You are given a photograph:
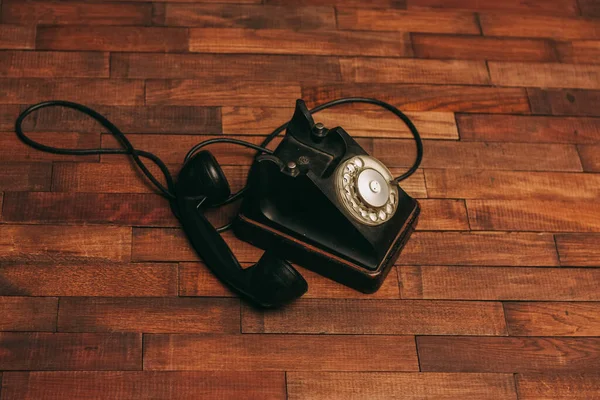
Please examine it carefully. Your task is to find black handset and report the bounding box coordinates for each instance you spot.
[174,151,308,308]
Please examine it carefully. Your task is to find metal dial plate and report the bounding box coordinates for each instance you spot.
[335,156,398,226]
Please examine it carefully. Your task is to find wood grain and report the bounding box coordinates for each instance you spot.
[287,372,517,400]
[146,80,301,107]
[265,0,404,6]
[18,104,221,134]
[2,192,177,226]
[58,298,240,333]
[505,302,600,336]
[0,263,177,297]
[399,266,600,300]
[179,263,402,299]
[425,170,600,200]
[242,299,506,335]
[189,29,412,57]
[0,25,35,49]
[0,225,131,262]
[0,51,108,78]
[489,62,600,90]
[0,132,100,162]
[579,0,600,17]
[0,371,286,400]
[412,34,557,61]
[111,53,341,82]
[222,107,458,139]
[1,1,152,25]
[418,336,600,373]
[0,78,144,105]
[457,114,600,144]
[339,58,490,85]
[556,234,600,266]
[466,200,600,232]
[557,41,600,64]
[480,14,600,40]
[418,199,469,230]
[37,27,188,52]
[373,140,581,171]
[578,145,600,172]
[336,9,479,34]
[0,105,21,131]
[0,333,141,370]
[0,297,57,332]
[144,334,419,371]
[517,374,600,400]
[529,88,600,117]
[407,0,578,15]
[163,4,335,29]
[302,84,530,113]
[0,163,52,191]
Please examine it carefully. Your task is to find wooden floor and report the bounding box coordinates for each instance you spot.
[1,0,600,399]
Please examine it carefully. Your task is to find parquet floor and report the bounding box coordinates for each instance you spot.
[1,0,600,399]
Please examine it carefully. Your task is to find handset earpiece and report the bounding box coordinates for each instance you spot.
[174,151,307,308]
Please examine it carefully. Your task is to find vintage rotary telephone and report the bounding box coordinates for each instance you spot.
[15,98,422,308]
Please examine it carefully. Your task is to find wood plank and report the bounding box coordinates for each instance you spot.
[135,229,558,265]
[480,14,600,40]
[0,225,131,262]
[0,51,108,78]
[0,105,21,131]
[37,27,188,52]
[418,199,469,230]
[0,263,177,297]
[425,170,600,200]
[302,84,531,114]
[1,371,286,400]
[144,334,419,371]
[372,140,582,171]
[164,4,335,29]
[265,0,404,6]
[417,336,600,373]
[529,88,600,117]
[400,232,558,266]
[0,25,35,49]
[339,58,490,85]
[0,1,152,25]
[0,297,57,332]
[0,333,140,371]
[2,192,177,227]
[579,0,600,17]
[412,34,557,61]
[399,266,600,300]
[111,53,341,81]
[489,62,600,90]
[19,105,221,134]
[58,298,240,334]
[556,234,600,266]
[242,299,506,335]
[517,374,600,400]
[467,200,600,232]
[408,0,578,15]
[222,107,458,139]
[0,78,144,105]
[457,114,600,144]
[505,302,600,336]
[178,263,402,299]
[146,80,301,107]
[0,132,100,162]
[0,163,52,191]
[336,9,479,34]
[189,29,412,57]
[287,372,517,400]
[557,41,600,64]
[578,144,600,171]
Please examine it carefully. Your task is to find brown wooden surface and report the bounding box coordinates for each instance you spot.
[0,1,599,398]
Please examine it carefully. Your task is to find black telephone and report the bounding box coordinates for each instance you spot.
[16,98,422,308]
